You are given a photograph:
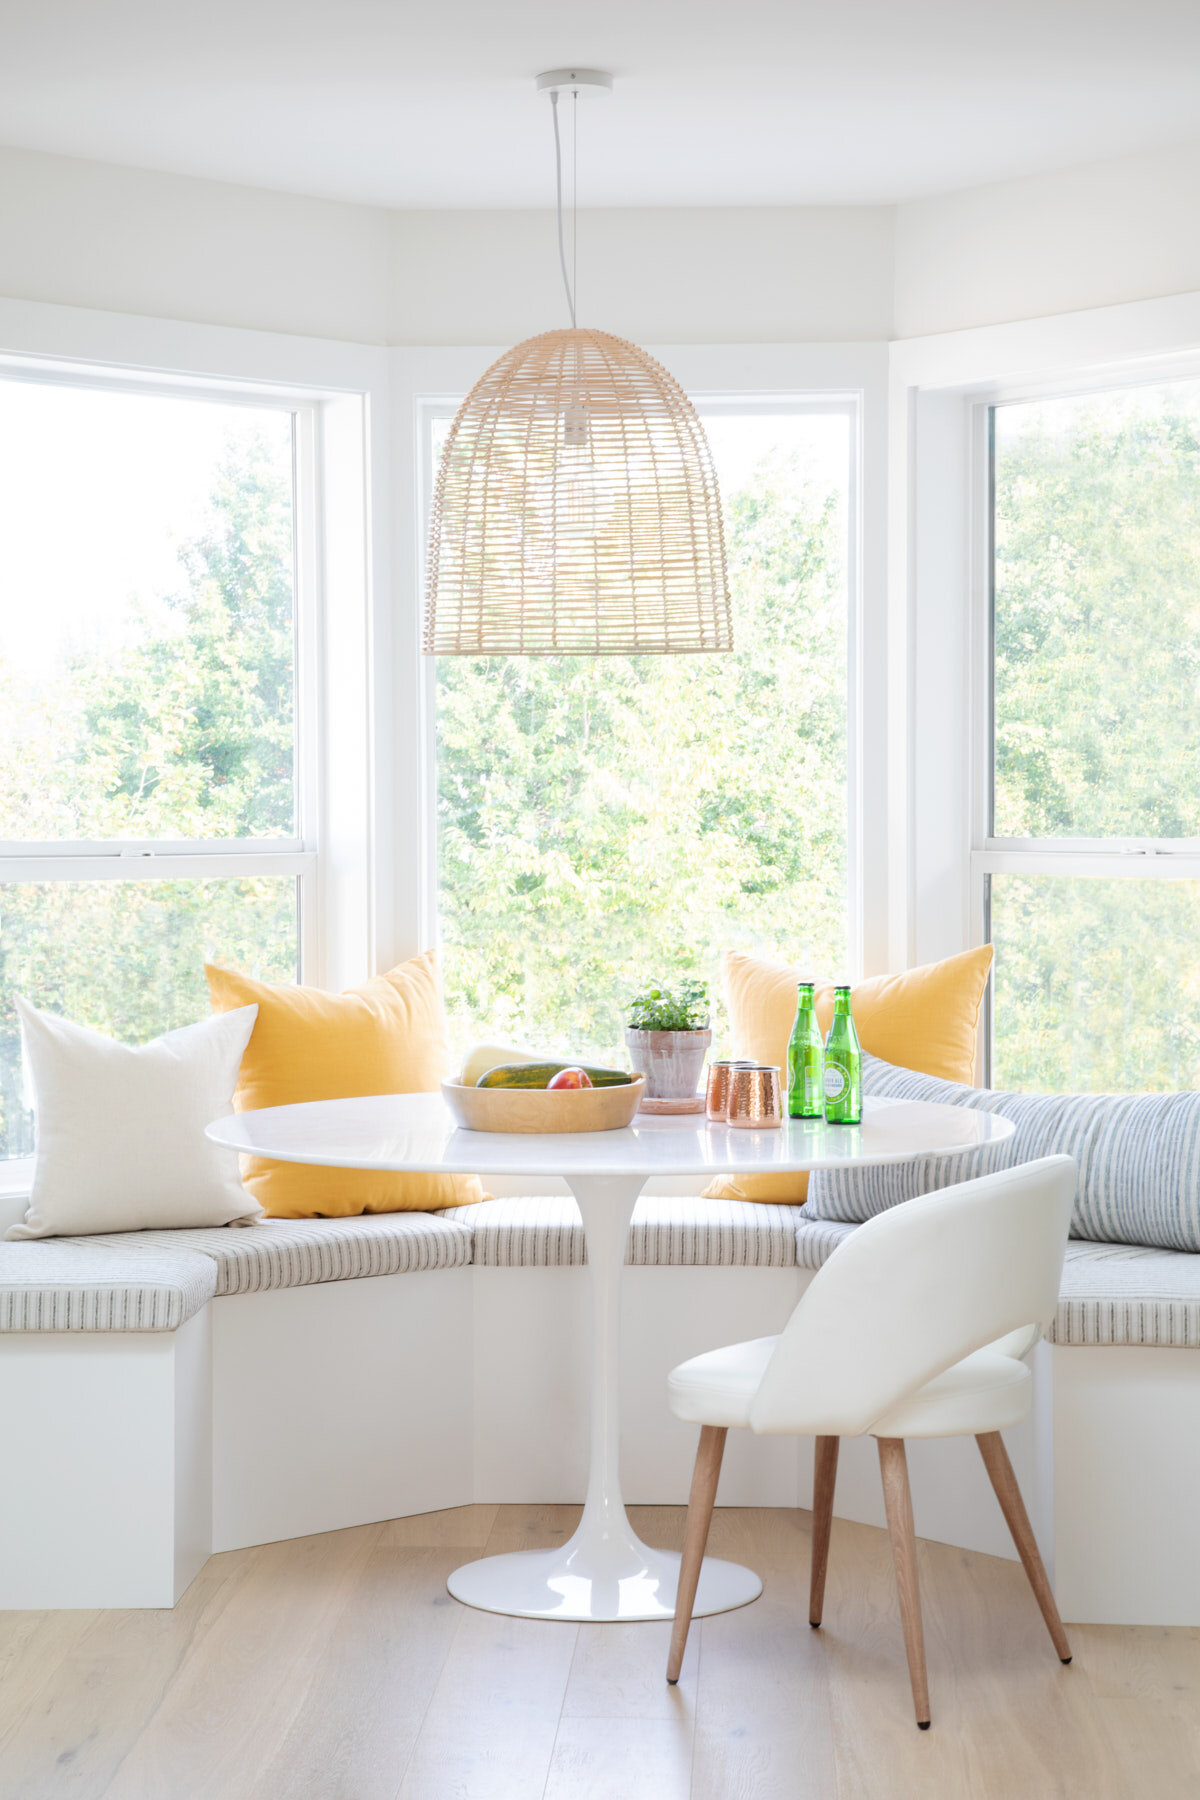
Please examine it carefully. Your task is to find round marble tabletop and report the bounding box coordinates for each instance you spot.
[206,1090,1014,1176]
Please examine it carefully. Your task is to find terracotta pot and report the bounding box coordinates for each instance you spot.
[624,1027,712,1101]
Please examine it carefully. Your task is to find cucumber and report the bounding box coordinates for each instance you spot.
[476,1061,632,1090]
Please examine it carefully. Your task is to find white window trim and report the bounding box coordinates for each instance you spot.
[390,340,890,984]
[890,287,1200,1069]
[0,298,391,1012]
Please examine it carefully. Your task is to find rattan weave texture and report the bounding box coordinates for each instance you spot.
[424,327,732,656]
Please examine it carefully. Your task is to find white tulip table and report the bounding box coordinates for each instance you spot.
[208,1093,1013,1624]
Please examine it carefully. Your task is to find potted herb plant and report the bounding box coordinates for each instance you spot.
[624,979,713,1101]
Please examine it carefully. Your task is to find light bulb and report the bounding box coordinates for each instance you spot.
[550,403,611,540]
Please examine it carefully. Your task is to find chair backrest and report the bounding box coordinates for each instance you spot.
[748,1155,1075,1437]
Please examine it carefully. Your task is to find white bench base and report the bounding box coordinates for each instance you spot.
[4,1258,1199,1626]
[212,1268,475,1553]
[470,1265,804,1510]
[0,1312,211,1610]
[1052,1345,1200,1626]
[0,1262,805,1609]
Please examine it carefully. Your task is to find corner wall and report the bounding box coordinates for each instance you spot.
[0,145,895,347]
[7,137,1200,351]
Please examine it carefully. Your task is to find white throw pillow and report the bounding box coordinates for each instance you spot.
[6,999,262,1240]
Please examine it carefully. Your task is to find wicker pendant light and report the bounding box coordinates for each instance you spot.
[424,74,732,657]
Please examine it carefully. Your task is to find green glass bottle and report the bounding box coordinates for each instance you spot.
[823,986,862,1124]
[786,981,824,1119]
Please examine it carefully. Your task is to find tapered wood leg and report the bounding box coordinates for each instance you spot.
[667,1424,727,1683]
[976,1430,1072,1664]
[809,1436,839,1628]
[877,1437,931,1728]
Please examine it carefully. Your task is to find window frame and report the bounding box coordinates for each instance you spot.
[887,293,1200,1088]
[0,362,320,986]
[0,303,389,1180]
[968,361,1200,1081]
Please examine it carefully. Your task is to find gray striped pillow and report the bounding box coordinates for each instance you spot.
[804,1055,1200,1252]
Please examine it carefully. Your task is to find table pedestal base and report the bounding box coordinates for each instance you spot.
[447,1172,763,1624]
[447,1519,762,1623]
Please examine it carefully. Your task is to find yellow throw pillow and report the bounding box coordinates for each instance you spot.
[703,945,993,1205]
[205,952,485,1217]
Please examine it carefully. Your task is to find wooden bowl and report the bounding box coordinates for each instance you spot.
[441,1076,645,1134]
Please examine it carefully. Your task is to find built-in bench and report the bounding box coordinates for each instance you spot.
[2,1194,1197,1625]
[0,1196,804,1611]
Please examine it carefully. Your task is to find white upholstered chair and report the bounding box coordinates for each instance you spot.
[665,1156,1076,1727]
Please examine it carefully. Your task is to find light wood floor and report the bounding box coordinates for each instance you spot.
[2,1504,1198,1800]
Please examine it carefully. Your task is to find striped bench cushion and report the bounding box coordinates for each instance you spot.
[1053,1241,1200,1349]
[794,1217,1200,1349]
[0,1241,217,1332]
[803,1055,1200,1252]
[74,1212,474,1296]
[443,1195,799,1268]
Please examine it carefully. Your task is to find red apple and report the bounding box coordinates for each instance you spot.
[547,1066,593,1090]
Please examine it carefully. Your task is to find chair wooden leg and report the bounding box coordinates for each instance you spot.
[976,1430,1072,1664]
[667,1424,727,1684]
[809,1436,839,1627]
[877,1437,931,1729]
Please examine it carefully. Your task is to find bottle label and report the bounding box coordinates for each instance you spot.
[804,1074,823,1106]
[824,1065,848,1102]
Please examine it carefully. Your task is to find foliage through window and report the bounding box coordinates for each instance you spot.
[988,377,1200,1092]
[0,378,302,1157]
[435,409,852,1065]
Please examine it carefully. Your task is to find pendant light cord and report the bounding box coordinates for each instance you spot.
[550,89,577,327]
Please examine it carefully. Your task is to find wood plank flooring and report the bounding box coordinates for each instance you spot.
[1,1503,1197,1799]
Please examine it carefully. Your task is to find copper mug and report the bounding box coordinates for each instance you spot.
[726,1064,784,1129]
[705,1059,756,1122]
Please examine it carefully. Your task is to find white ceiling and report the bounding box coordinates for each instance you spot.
[3,0,1200,210]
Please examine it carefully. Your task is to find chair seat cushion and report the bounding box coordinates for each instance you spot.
[869,1349,1031,1439]
[667,1335,779,1427]
[796,1217,1200,1349]
[0,1241,217,1332]
[442,1195,800,1268]
[73,1211,473,1295]
[667,1333,1031,1437]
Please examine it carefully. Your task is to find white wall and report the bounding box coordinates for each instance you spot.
[0,146,393,344]
[388,206,894,344]
[11,135,1200,351]
[11,132,1200,352]
[0,145,894,346]
[894,142,1200,339]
